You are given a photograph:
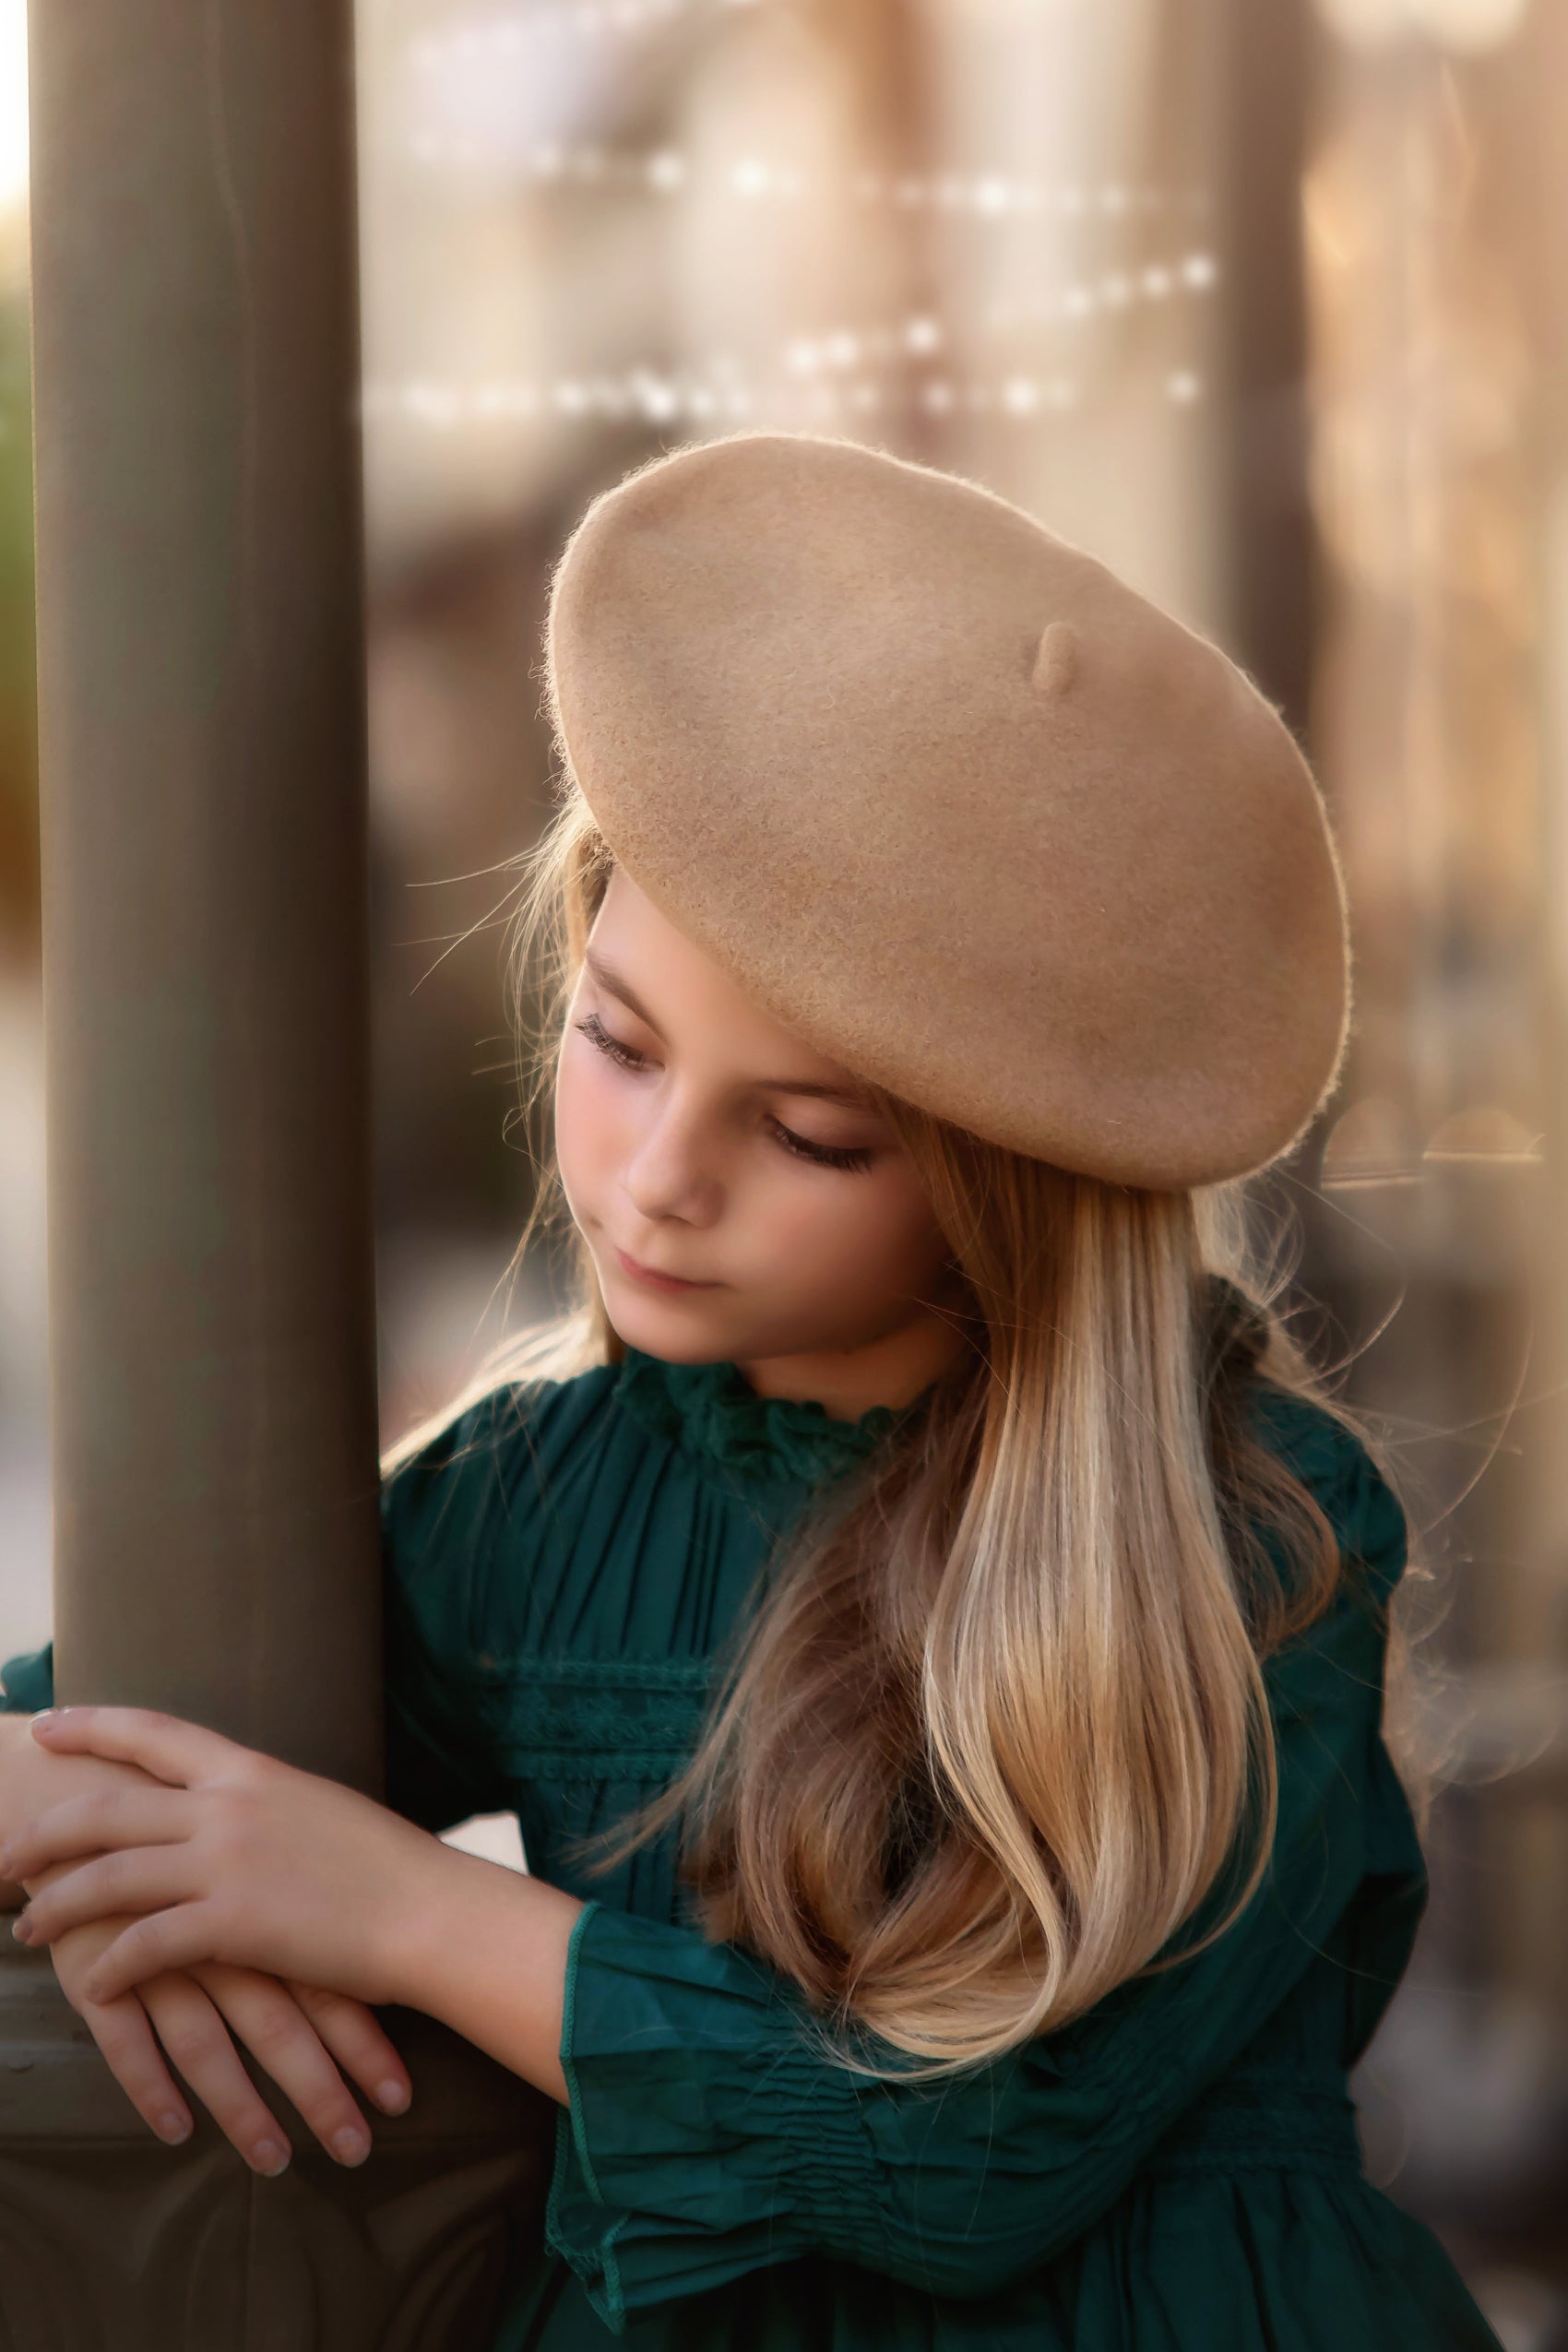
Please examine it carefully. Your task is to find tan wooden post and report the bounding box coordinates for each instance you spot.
[0,2,551,2336]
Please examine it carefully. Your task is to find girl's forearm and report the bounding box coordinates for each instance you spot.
[388,1842,584,2106]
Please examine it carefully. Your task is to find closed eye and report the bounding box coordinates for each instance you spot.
[572,1013,874,1173]
[576,1010,647,1076]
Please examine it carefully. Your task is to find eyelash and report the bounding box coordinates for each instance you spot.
[573,1013,873,1173]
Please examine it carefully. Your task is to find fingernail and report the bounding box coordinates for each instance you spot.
[11,1914,31,1943]
[253,2140,290,2176]
[376,2079,410,2114]
[158,2111,192,2144]
[332,2127,370,2165]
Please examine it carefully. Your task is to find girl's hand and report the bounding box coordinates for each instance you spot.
[3,1707,451,2010]
[40,1878,413,2175]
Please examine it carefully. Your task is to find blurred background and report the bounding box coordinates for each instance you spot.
[2,0,1566,2337]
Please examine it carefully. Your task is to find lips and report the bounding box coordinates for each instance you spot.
[614,1244,717,1289]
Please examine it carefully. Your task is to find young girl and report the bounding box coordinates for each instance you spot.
[0,433,1503,2349]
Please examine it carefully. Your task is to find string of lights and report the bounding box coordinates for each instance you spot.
[362,260,1218,433]
[770,285,1214,383]
[402,127,1206,220]
[782,257,1218,364]
[986,249,1218,327]
[361,365,1206,429]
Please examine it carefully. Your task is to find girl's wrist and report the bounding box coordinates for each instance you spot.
[377,1835,486,2011]
[383,1837,576,2008]
[382,1841,582,2103]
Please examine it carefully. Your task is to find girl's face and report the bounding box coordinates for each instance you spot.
[555,868,961,1389]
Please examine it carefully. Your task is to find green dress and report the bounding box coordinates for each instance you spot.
[1,1346,1503,2351]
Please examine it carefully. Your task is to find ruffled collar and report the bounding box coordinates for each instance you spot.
[612,1274,1258,1495]
[612,1346,933,1493]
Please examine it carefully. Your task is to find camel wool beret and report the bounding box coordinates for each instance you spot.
[544,431,1351,1190]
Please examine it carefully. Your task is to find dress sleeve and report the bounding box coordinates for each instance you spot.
[0,1644,54,1715]
[545,1404,1412,2331]
[381,1384,539,1835]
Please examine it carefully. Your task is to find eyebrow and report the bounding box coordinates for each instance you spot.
[583,948,877,1111]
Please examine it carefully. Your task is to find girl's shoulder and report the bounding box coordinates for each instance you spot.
[378,1360,630,1651]
[1241,1372,1410,1609]
[380,1359,624,1542]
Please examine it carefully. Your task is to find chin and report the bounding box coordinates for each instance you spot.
[605,1294,724,1360]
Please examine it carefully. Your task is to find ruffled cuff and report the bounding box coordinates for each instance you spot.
[544,1899,888,2332]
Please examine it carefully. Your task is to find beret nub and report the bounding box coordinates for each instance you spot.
[545,431,1351,1191]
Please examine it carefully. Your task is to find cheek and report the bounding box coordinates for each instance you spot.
[553,1044,625,1200]
[762,1171,944,1294]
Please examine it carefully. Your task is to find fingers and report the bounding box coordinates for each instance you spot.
[29,1706,243,1789]
[0,1785,191,1883]
[65,1947,410,2174]
[139,1973,298,2174]
[72,1978,198,2149]
[282,1979,412,2118]
[78,1905,223,2003]
[15,1844,196,1943]
[193,1966,403,2164]
[68,1958,299,2177]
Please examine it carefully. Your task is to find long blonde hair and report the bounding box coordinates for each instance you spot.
[386,778,1435,2084]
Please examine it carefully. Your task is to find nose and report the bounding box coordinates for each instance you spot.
[619,1094,721,1228]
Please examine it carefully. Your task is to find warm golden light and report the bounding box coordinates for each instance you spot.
[0,0,27,216]
[1315,0,1531,50]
